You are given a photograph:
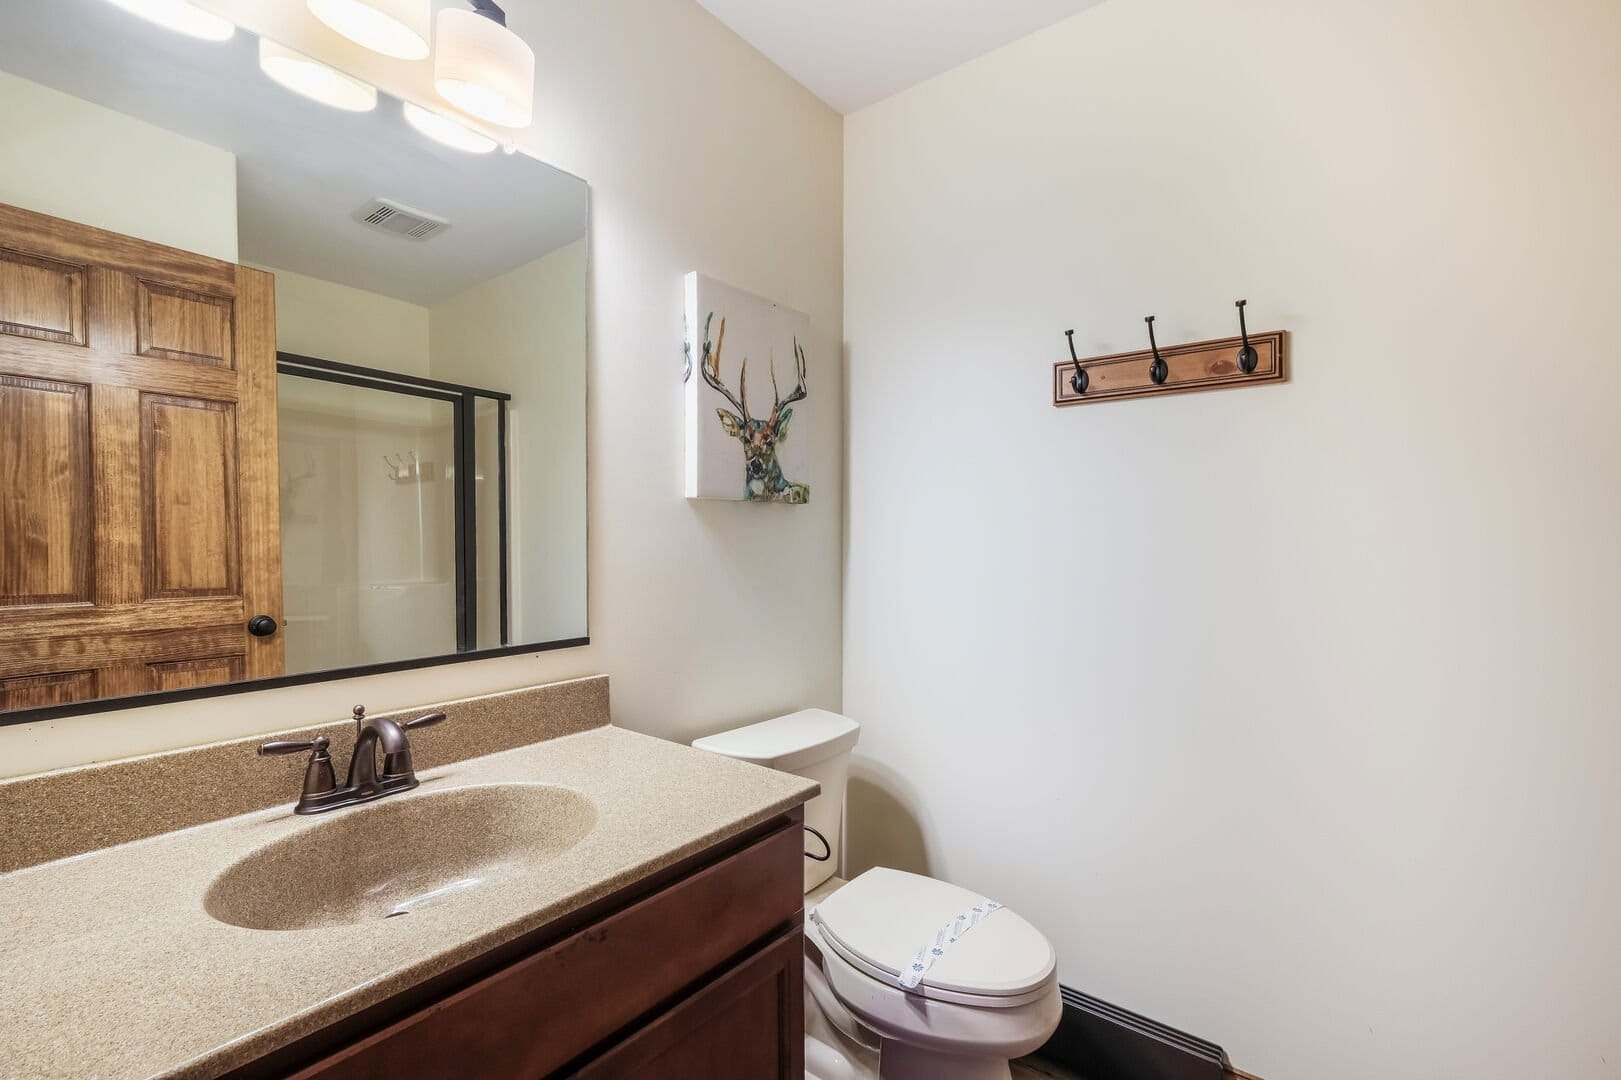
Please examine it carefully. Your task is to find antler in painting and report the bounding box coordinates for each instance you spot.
[700,314,747,421]
[698,311,810,504]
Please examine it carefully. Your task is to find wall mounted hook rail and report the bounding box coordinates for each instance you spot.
[1146,317,1169,385]
[1065,329,1088,394]
[1235,300,1258,374]
[1051,307,1289,408]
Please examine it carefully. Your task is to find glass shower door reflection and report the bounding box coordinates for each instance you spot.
[277,374,460,676]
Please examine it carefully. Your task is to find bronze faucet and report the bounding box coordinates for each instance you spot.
[260,705,447,815]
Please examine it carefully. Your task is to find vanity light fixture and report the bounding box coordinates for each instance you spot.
[259,39,379,112]
[434,0,535,130]
[104,0,235,42]
[403,102,498,154]
[307,0,430,61]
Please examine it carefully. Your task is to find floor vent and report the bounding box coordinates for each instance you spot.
[355,198,450,241]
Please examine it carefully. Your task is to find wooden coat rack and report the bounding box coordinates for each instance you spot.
[1053,301,1288,407]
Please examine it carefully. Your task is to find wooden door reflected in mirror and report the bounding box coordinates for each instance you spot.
[0,204,283,710]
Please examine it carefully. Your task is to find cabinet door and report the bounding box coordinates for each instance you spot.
[576,927,804,1080]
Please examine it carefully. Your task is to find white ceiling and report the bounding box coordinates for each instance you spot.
[0,0,587,306]
[695,0,1109,114]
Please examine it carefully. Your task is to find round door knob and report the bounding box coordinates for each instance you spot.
[247,615,279,638]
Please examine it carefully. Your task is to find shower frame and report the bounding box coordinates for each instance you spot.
[277,352,511,653]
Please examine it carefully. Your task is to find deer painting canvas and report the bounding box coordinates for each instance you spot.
[683,273,813,503]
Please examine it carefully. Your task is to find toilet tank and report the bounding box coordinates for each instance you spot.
[693,709,860,893]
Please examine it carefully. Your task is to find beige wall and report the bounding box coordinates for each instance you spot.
[0,69,237,261]
[843,1,1621,1078]
[0,0,843,774]
[266,266,432,375]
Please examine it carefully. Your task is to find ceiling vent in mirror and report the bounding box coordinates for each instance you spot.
[355,198,450,240]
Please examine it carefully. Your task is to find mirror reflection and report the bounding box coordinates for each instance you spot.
[0,1,588,717]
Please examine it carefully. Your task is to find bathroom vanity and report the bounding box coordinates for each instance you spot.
[273,810,806,1079]
[0,678,818,1079]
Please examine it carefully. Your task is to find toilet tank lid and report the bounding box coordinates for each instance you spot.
[692,709,860,771]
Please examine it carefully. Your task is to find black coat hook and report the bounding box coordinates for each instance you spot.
[1065,330,1088,394]
[1146,316,1168,385]
[1235,300,1258,374]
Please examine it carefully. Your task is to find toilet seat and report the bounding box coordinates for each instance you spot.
[814,927,1054,1008]
[807,916,1063,1066]
[812,869,1056,1008]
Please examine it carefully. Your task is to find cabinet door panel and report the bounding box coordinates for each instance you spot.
[576,927,803,1080]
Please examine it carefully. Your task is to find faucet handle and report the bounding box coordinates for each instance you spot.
[376,713,446,782]
[259,735,337,804]
[259,735,330,757]
[351,705,444,732]
[402,711,447,730]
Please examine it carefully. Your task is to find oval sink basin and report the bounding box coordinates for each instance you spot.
[204,784,596,931]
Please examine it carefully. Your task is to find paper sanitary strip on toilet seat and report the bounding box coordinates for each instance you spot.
[898,899,1003,990]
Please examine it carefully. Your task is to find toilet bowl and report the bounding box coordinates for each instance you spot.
[694,710,1063,1080]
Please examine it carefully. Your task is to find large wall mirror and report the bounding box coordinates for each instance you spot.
[0,2,588,723]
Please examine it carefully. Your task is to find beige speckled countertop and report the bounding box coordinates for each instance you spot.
[0,726,817,1079]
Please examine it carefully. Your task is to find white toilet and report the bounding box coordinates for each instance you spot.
[694,710,1063,1080]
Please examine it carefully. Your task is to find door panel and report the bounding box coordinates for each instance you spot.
[150,655,244,692]
[140,395,239,599]
[0,247,87,345]
[0,201,283,709]
[0,375,93,607]
[137,280,235,368]
[0,671,98,712]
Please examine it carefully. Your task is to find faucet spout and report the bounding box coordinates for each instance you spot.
[344,705,417,793]
[348,710,405,788]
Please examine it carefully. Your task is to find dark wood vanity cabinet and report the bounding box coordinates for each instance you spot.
[260,811,805,1080]
[574,928,802,1078]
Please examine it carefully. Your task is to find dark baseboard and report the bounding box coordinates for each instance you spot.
[1035,985,1229,1080]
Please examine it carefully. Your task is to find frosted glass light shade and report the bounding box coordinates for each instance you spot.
[434,8,535,129]
[259,39,378,112]
[307,0,430,61]
[104,0,235,41]
[403,102,497,154]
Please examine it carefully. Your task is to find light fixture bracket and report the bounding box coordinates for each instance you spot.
[469,0,506,26]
